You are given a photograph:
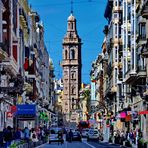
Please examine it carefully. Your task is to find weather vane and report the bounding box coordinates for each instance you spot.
[71,0,73,14]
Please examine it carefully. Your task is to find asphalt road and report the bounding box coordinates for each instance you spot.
[36,139,123,148]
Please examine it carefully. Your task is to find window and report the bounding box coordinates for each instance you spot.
[127,5,131,21]
[71,72,75,79]
[70,48,75,59]
[123,2,126,21]
[115,0,117,6]
[132,48,134,69]
[72,87,75,94]
[139,23,146,39]
[65,50,68,59]
[115,46,118,62]
[115,68,118,84]
[114,13,117,18]
[131,18,134,35]
[128,35,130,48]
[115,24,117,38]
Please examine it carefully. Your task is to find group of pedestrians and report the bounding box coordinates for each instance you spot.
[112,129,142,146]
[0,126,47,148]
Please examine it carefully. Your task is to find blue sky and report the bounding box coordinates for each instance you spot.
[28,0,107,83]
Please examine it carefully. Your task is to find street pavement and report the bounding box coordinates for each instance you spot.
[36,139,124,148]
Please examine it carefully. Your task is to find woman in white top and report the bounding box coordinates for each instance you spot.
[31,129,38,142]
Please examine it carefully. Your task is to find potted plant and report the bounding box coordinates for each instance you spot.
[138,138,144,148]
[144,140,148,148]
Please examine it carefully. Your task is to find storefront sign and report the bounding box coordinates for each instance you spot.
[11,105,17,113]
[7,112,13,118]
[15,104,36,116]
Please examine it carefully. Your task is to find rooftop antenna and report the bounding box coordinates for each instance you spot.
[71,0,73,14]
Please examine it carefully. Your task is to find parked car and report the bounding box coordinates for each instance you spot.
[73,131,82,142]
[87,129,99,141]
[49,128,64,144]
[81,128,89,137]
[66,131,82,142]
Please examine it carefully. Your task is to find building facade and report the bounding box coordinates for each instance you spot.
[0,0,54,130]
[62,13,82,125]
[91,0,148,143]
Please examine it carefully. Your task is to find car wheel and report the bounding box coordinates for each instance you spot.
[49,141,51,144]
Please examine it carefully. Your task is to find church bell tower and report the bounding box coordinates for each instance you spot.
[62,12,82,124]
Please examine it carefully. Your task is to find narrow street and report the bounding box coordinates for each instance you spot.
[37,139,123,148]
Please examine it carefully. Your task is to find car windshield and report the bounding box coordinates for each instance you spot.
[50,128,62,134]
[94,131,98,134]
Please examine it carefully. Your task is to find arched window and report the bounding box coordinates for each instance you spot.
[72,86,75,94]
[70,49,75,59]
[65,50,68,59]
[71,72,74,79]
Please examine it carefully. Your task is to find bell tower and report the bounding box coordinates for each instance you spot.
[62,12,82,124]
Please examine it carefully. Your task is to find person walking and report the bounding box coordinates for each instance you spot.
[31,128,38,147]
[69,129,73,142]
[58,131,63,145]
[3,126,13,148]
[24,127,30,147]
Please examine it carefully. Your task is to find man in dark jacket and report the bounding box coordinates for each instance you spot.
[3,126,13,148]
[69,129,73,142]
[0,131,4,147]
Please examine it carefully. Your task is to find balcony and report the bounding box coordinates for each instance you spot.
[0,42,9,60]
[124,69,137,84]
[103,25,108,35]
[137,66,146,78]
[113,6,122,12]
[2,56,18,75]
[136,35,147,46]
[141,39,148,57]
[19,9,28,28]
[141,0,148,19]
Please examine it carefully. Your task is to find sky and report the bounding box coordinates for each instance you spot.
[28,0,107,84]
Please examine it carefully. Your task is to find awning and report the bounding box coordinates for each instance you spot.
[138,110,148,115]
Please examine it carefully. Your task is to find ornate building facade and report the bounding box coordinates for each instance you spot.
[62,13,82,125]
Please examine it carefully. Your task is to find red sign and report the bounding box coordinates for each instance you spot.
[11,105,17,113]
[7,112,13,118]
[139,110,148,115]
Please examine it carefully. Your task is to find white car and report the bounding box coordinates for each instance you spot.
[49,128,64,144]
[81,128,89,137]
[87,129,99,141]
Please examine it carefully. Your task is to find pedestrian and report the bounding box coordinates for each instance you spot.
[120,130,124,145]
[31,128,38,147]
[24,127,30,147]
[3,126,13,148]
[69,129,73,142]
[0,130,4,148]
[58,131,63,145]
[14,128,21,140]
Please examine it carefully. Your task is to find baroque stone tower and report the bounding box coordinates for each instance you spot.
[62,13,82,124]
